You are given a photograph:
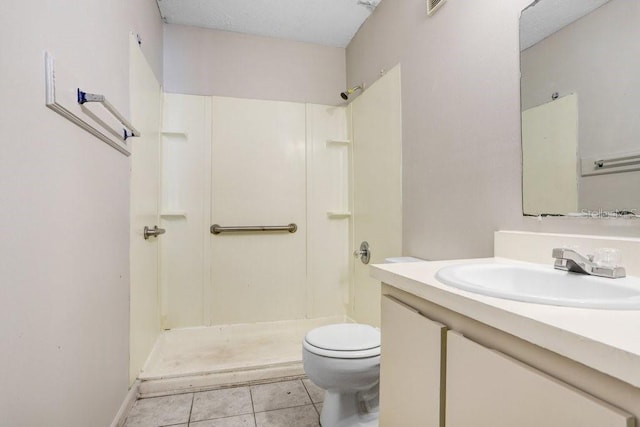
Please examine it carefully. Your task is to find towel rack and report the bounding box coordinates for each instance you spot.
[582,149,640,176]
[44,52,138,156]
[594,153,640,168]
[210,223,297,235]
[77,89,141,140]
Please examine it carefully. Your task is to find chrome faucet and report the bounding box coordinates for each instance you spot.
[552,248,626,278]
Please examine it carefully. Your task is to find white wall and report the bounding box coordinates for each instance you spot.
[163,24,347,106]
[346,0,640,261]
[0,1,162,425]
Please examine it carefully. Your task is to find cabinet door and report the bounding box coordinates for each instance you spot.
[446,332,634,427]
[380,295,446,427]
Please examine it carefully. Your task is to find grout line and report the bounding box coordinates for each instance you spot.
[301,379,315,404]
[191,412,255,423]
[249,385,258,427]
[254,402,319,415]
[187,392,195,424]
[301,379,323,420]
[249,385,256,413]
[301,378,325,405]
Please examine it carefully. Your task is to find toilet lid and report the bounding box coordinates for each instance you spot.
[304,323,380,352]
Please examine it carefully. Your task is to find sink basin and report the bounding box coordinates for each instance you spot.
[435,262,640,309]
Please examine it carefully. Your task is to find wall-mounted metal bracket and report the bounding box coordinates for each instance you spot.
[144,225,166,240]
[354,241,371,264]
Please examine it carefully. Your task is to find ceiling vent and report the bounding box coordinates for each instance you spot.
[427,0,447,15]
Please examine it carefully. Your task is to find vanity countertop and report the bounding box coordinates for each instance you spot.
[370,257,640,388]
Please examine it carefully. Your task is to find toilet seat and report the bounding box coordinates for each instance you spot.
[303,323,381,359]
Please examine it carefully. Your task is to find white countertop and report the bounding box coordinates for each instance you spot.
[370,257,640,388]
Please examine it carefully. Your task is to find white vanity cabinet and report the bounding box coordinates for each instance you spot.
[380,295,445,427]
[379,287,639,427]
[446,331,634,427]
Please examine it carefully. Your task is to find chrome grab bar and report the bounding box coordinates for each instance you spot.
[210,223,297,235]
[144,225,166,240]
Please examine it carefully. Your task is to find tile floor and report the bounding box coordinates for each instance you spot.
[124,378,325,427]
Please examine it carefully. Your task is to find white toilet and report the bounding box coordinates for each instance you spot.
[303,323,381,427]
[302,257,422,426]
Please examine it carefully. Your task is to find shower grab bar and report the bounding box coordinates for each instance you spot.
[77,89,141,140]
[210,223,298,235]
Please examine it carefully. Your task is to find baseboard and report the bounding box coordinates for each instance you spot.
[138,362,305,398]
[110,380,140,427]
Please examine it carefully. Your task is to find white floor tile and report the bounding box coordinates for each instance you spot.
[251,380,311,412]
[254,405,319,427]
[124,393,193,427]
[125,377,328,427]
[191,387,253,422]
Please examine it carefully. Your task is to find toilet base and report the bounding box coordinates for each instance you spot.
[320,388,379,427]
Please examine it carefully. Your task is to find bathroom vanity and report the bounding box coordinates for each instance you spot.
[372,232,640,427]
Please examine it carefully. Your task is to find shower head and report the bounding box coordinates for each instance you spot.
[340,84,363,101]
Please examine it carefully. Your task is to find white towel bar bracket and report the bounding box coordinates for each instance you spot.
[77,89,141,140]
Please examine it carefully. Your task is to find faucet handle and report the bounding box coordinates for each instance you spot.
[593,248,622,268]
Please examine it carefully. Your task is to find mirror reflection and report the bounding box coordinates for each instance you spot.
[520,0,640,217]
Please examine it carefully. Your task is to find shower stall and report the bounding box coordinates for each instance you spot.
[130,41,402,396]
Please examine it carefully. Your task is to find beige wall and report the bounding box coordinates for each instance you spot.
[346,0,640,261]
[163,24,347,106]
[0,1,162,426]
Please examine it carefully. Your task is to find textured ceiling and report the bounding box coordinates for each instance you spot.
[156,0,381,48]
[520,0,612,50]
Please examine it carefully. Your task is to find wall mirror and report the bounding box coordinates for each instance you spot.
[520,0,640,217]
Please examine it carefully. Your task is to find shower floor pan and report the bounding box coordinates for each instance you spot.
[138,316,346,396]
